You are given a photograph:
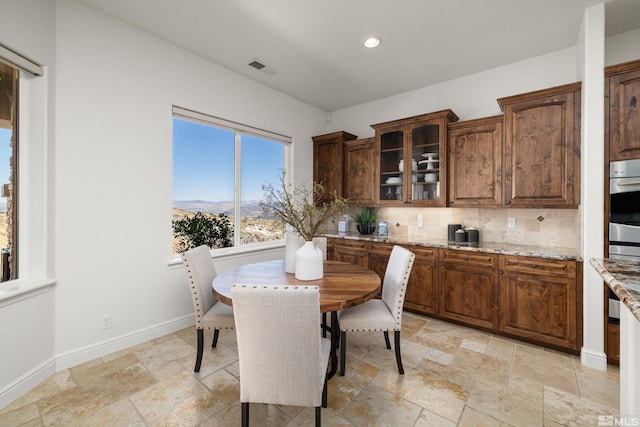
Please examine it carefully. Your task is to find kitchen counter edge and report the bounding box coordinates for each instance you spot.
[323,232,582,261]
[590,257,640,322]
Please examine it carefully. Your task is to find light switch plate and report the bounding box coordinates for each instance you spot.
[508,217,516,228]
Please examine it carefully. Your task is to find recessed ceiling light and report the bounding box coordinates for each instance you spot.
[363,37,381,48]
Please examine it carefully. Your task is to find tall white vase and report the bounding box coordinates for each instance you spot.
[295,241,324,280]
[285,232,304,273]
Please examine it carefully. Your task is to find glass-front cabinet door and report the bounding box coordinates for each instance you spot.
[373,110,458,206]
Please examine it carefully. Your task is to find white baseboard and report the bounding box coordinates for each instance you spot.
[0,357,56,410]
[0,314,195,411]
[580,346,608,370]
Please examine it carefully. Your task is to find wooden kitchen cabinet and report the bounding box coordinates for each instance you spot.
[372,110,458,207]
[403,245,439,315]
[606,59,640,161]
[312,131,357,205]
[367,242,393,298]
[343,137,376,206]
[447,115,503,207]
[498,82,581,208]
[333,238,368,268]
[438,249,499,330]
[498,255,581,350]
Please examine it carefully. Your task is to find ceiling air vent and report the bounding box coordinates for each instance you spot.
[248,58,277,76]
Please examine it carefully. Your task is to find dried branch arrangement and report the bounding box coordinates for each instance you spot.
[260,171,347,241]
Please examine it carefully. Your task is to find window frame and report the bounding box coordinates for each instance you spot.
[171,106,293,257]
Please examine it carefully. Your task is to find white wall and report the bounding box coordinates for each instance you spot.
[579,3,607,370]
[606,27,640,65]
[53,0,325,360]
[326,48,580,137]
[0,0,57,409]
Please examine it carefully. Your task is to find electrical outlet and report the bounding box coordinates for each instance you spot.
[417,213,423,228]
[102,314,112,330]
[508,217,516,228]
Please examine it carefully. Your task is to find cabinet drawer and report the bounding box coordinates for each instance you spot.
[439,249,497,267]
[499,255,576,278]
[405,245,437,261]
[334,239,368,256]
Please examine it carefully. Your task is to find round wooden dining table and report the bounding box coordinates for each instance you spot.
[212,259,381,378]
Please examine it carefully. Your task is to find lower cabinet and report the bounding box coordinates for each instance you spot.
[498,255,581,350]
[438,250,499,329]
[333,238,368,268]
[367,242,393,298]
[404,246,439,315]
[324,237,582,352]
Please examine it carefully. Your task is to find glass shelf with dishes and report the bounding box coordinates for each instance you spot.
[372,109,458,206]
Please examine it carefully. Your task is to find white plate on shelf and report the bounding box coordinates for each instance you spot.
[385,177,402,184]
[424,173,438,182]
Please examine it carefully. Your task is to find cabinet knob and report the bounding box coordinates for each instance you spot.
[531,263,537,268]
[505,200,511,204]
[464,256,469,261]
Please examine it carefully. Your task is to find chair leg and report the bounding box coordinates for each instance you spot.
[195,329,204,372]
[322,374,328,408]
[383,331,391,349]
[394,330,404,375]
[241,402,249,427]
[212,329,220,347]
[340,331,347,376]
[315,406,321,427]
[322,313,327,338]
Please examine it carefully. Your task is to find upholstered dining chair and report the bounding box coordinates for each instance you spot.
[338,245,415,376]
[181,245,235,373]
[231,284,331,427]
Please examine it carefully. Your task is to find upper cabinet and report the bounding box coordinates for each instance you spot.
[447,115,503,207]
[343,138,376,206]
[606,59,640,162]
[371,110,458,206]
[312,131,357,205]
[498,82,581,208]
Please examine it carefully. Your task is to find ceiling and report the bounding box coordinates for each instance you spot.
[76,0,640,112]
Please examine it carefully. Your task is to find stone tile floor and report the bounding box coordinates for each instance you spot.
[0,312,619,426]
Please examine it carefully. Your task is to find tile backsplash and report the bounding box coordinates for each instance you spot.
[374,207,580,251]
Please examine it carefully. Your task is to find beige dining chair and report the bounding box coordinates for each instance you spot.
[338,245,415,375]
[231,284,331,427]
[181,245,235,372]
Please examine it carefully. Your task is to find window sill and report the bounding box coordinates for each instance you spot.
[0,279,57,306]
[167,240,285,268]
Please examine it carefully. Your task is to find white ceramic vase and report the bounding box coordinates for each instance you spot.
[295,241,324,280]
[285,231,305,273]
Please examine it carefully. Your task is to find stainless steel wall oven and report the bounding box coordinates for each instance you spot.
[608,158,640,323]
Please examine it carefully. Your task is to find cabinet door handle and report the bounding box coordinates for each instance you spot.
[632,95,637,108]
[505,200,511,204]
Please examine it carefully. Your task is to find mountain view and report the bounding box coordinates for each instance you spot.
[173,200,265,218]
[172,200,282,253]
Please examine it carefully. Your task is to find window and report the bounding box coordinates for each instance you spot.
[172,107,289,254]
[0,62,17,281]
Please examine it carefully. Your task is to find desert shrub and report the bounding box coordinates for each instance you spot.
[172,212,233,252]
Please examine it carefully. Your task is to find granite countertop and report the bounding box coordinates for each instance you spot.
[323,232,582,261]
[590,257,640,322]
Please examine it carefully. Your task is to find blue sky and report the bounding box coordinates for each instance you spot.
[172,118,283,202]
